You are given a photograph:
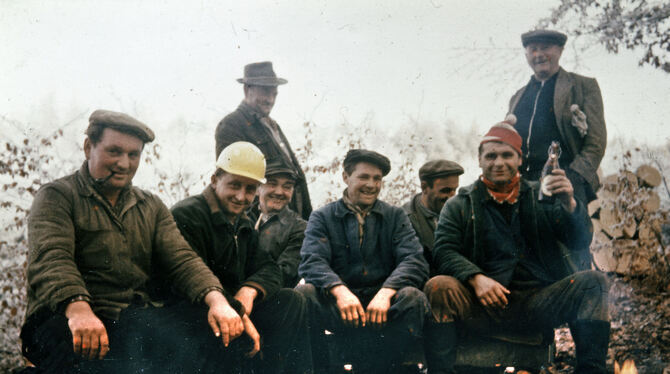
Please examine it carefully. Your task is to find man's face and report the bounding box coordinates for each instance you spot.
[525,42,563,80]
[211,171,259,221]
[343,162,383,209]
[422,175,460,214]
[479,142,522,185]
[244,85,278,117]
[84,128,143,191]
[258,174,295,214]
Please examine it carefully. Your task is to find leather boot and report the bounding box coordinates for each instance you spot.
[424,321,457,374]
[570,319,610,374]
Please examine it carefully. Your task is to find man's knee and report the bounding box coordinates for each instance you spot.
[294,282,317,300]
[423,275,461,297]
[572,270,609,293]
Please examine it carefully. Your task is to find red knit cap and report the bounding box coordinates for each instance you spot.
[480,114,522,155]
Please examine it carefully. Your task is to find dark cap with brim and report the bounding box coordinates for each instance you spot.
[521,30,567,47]
[237,61,288,86]
[419,160,464,181]
[265,160,298,180]
[343,149,391,176]
[88,109,155,142]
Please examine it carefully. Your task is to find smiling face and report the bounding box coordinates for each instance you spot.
[84,128,143,195]
[343,162,383,209]
[259,174,295,214]
[211,170,260,222]
[479,142,522,185]
[525,42,563,81]
[243,85,278,117]
[421,175,460,214]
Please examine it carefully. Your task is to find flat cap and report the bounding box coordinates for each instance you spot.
[419,159,464,181]
[343,149,391,176]
[88,109,155,142]
[521,30,567,47]
[265,159,298,180]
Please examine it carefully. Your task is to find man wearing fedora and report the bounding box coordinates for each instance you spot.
[215,61,312,221]
[402,159,464,275]
[508,30,607,204]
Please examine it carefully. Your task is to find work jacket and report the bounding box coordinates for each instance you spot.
[26,163,222,321]
[171,186,281,301]
[509,68,607,193]
[402,193,439,275]
[248,203,307,288]
[432,179,592,284]
[215,102,312,220]
[298,198,429,295]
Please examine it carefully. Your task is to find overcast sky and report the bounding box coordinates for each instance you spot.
[2,0,669,201]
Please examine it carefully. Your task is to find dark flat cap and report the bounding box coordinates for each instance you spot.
[237,61,288,86]
[343,149,391,176]
[521,30,567,47]
[265,159,298,180]
[419,159,464,180]
[88,109,155,142]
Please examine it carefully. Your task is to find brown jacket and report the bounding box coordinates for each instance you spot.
[509,68,607,192]
[215,102,312,220]
[26,162,224,321]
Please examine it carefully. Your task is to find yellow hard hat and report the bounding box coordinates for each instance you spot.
[216,141,266,183]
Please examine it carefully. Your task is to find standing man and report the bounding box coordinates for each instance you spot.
[171,142,312,374]
[21,110,253,373]
[215,61,312,220]
[402,159,464,274]
[424,122,609,374]
[248,160,307,288]
[297,149,430,373]
[509,30,607,203]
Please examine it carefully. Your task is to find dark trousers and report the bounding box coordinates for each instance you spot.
[296,284,429,374]
[21,301,254,374]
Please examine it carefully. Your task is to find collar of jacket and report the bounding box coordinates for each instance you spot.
[74,161,147,207]
[202,184,253,230]
[333,198,384,219]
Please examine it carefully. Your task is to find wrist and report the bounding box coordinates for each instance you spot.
[204,290,229,308]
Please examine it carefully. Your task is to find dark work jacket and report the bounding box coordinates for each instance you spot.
[402,193,439,276]
[215,102,312,220]
[432,179,592,284]
[171,186,281,301]
[298,198,429,295]
[248,203,307,288]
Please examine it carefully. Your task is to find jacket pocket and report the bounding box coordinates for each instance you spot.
[74,215,114,270]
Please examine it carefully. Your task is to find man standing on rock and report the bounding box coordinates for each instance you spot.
[215,61,312,220]
[508,29,607,204]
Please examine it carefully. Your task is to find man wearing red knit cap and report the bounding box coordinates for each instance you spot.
[421,121,610,374]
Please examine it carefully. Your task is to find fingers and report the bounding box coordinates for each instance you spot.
[247,335,260,358]
[72,335,82,356]
[357,304,366,327]
[98,333,110,360]
[88,334,99,361]
[81,334,91,359]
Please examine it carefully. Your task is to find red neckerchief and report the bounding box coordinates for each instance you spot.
[480,172,521,204]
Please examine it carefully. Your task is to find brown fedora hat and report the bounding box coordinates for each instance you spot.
[237,61,288,86]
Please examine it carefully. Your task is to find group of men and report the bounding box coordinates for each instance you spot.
[21,29,609,374]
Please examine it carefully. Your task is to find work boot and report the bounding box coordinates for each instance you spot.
[424,321,457,374]
[570,319,610,374]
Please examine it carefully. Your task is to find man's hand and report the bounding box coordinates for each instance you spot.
[65,300,109,360]
[544,169,577,213]
[468,274,510,309]
[234,286,258,316]
[204,291,244,347]
[330,285,366,327]
[366,287,396,327]
[242,314,261,358]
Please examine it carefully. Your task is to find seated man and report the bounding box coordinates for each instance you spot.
[424,122,609,374]
[21,110,248,373]
[297,149,430,373]
[403,159,464,275]
[247,160,307,288]
[171,142,312,374]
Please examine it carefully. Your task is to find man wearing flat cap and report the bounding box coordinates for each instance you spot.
[423,122,609,373]
[21,110,251,373]
[297,149,430,373]
[508,29,607,204]
[215,61,312,221]
[247,160,307,288]
[403,159,464,275]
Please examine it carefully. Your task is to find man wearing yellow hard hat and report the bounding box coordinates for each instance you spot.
[171,141,312,373]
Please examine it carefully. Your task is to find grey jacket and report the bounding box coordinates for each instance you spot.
[509,68,607,192]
